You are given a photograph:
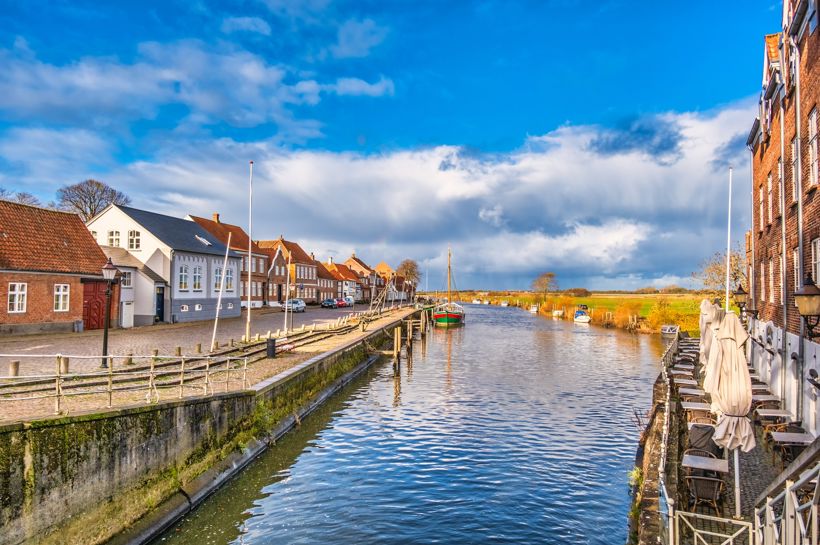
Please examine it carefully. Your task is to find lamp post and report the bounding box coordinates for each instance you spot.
[101,258,117,368]
[733,284,748,324]
[794,275,820,339]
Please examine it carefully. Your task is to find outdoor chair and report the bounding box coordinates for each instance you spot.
[683,448,719,477]
[685,475,725,516]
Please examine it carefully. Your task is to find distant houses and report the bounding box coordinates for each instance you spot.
[0,199,415,334]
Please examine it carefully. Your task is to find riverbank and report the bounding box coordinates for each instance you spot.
[0,307,419,545]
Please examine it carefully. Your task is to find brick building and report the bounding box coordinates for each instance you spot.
[344,253,379,302]
[188,213,269,308]
[257,237,318,303]
[0,201,118,334]
[314,259,338,302]
[746,0,819,423]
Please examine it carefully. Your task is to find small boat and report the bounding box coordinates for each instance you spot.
[500,301,509,307]
[660,324,680,336]
[483,300,490,305]
[574,309,591,323]
[433,247,465,327]
[529,305,539,314]
[552,309,564,318]
[471,299,481,304]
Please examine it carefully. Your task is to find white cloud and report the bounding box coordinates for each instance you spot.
[330,76,394,97]
[3,100,754,289]
[221,17,272,36]
[330,19,388,58]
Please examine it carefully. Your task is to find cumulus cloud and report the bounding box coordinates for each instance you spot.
[2,99,753,289]
[0,39,393,138]
[331,19,389,58]
[221,17,272,36]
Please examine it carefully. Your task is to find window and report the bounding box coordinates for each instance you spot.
[121,271,132,288]
[760,261,766,303]
[178,264,189,291]
[227,302,234,309]
[53,284,70,312]
[242,257,247,272]
[91,230,97,239]
[194,303,202,311]
[8,283,26,313]
[128,230,141,250]
[192,266,202,291]
[180,304,189,312]
[107,230,120,246]
[251,258,257,273]
[226,268,234,291]
[767,173,773,223]
[793,137,800,199]
[241,281,245,297]
[214,267,223,291]
[813,238,820,281]
[810,108,818,186]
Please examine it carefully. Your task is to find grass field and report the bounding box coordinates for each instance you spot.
[440,291,722,336]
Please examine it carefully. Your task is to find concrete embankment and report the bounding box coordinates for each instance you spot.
[0,309,418,545]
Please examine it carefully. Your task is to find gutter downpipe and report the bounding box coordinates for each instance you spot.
[792,32,806,422]
[749,146,757,373]
[779,56,789,403]
[169,249,175,324]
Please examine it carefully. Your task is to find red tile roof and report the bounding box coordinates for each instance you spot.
[188,214,262,254]
[0,201,107,275]
[327,262,359,282]
[258,237,313,264]
[314,260,337,280]
[765,33,780,64]
[345,254,373,274]
[374,261,394,277]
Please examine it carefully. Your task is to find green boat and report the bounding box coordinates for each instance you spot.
[432,247,465,327]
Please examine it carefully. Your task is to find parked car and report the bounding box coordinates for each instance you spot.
[335,298,347,308]
[281,299,306,312]
[321,298,338,308]
[343,296,355,306]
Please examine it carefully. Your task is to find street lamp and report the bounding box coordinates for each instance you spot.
[732,284,748,324]
[795,275,820,339]
[101,258,117,368]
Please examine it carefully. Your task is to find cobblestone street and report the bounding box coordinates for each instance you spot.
[0,305,385,376]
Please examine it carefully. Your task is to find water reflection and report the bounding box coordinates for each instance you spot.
[156,305,662,545]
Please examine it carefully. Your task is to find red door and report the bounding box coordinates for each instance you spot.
[83,281,106,330]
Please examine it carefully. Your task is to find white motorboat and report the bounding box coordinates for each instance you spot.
[573,309,591,323]
[500,301,509,307]
[529,305,539,314]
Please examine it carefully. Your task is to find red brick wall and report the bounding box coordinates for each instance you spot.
[752,18,820,335]
[0,273,84,325]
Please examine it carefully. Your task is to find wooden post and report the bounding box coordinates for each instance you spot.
[175,346,182,357]
[393,326,402,361]
[8,360,19,377]
[213,340,219,350]
[242,357,248,389]
[225,357,231,393]
[267,330,271,339]
[126,352,133,365]
[152,348,159,358]
[254,333,260,341]
[178,357,186,399]
[148,354,156,404]
[407,320,412,347]
[230,338,235,347]
[204,356,211,395]
[60,356,69,374]
[54,355,61,415]
[195,343,202,354]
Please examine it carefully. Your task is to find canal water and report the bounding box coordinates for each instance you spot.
[155,305,663,544]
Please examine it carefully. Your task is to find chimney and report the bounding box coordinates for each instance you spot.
[310,252,315,261]
[328,256,334,264]
[213,213,220,223]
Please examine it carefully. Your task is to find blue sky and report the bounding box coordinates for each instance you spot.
[0,0,779,289]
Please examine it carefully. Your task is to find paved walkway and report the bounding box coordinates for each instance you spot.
[0,305,393,376]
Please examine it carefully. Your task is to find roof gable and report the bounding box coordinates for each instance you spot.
[327,262,359,282]
[116,206,235,257]
[257,237,313,264]
[188,214,263,254]
[0,200,108,275]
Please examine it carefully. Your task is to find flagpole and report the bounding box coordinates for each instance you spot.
[725,166,733,312]
[246,161,253,342]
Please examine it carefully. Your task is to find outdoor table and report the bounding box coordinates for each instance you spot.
[687,421,715,430]
[770,432,814,445]
[671,369,694,376]
[756,408,790,419]
[674,363,695,370]
[681,402,711,411]
[751,384,771,392]
[682,453,729,473]
[679,387,705,396]
[753,394,780,402]
[673,378,698,386]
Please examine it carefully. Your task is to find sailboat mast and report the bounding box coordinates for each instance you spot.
[447,247,452,303]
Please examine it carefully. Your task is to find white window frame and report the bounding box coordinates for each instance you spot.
[761,261,766,303]
[194,303,202,311]
[192,265,202,292]
[120,271,132,288]
[128,230,141,250]
[813,238,820,282]
[810,108,818,186]
[8,283,26,313]
[214,267,222,291]
[180,304,189,312]
[178,264,189,291]
[54,284,70,312]
[767,173,773,223]
[107,230,120,247]
[226,268,234,291]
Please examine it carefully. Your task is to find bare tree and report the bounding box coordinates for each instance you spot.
[0,187,11,200]
[12,192,42,206]
[56,179,131,222]
[692,245,747,295]
[396,259,421,283]
[531,272,559,300]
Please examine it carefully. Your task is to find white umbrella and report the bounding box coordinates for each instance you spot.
[701,304,726,388]
[699,299,713,366]
[706,311,756,518]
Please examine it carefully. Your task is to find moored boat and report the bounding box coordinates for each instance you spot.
[500,301,509,307]
[472,299,481,304]
[529,304,539,314]
[433,247,465,327]
[552,309,564,318]
[573,309,591,323]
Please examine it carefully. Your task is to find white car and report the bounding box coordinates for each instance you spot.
[343,296,355,306]
[282,299,306,312]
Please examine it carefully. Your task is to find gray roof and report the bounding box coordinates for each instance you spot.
[116,206,239,258]
[100,245,167,284]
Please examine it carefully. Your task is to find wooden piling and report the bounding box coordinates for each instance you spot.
[126,352,133,365]
[59,356,69,375]
[175,346,182,357]
[195,343,202,354]
[54,356,61,415]
[8,360,19,377]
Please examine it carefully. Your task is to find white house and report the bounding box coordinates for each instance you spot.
[100,246,166,327]
[87,205,242,323]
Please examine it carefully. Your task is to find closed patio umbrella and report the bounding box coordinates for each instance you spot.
[699,299,714,366]
[701,304,726,389]
[706,311,755,518]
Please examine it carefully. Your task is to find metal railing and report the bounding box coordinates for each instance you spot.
[754,458,820,545]
[675,510,753,544]
[659,332,679,544]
